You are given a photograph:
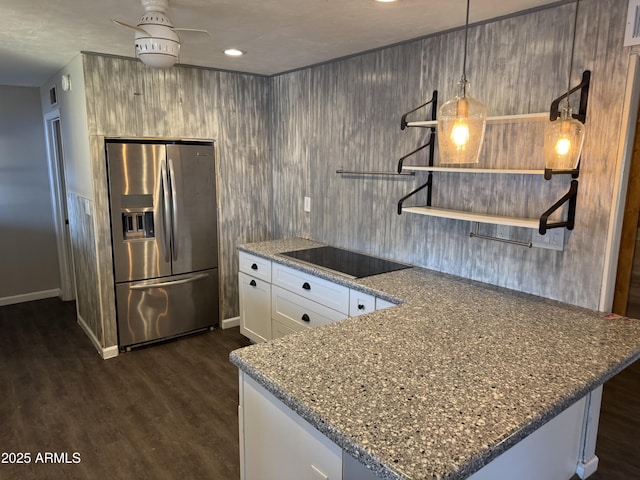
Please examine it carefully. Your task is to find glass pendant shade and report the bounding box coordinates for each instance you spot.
[543,105,585,170]
[437,79,487,164]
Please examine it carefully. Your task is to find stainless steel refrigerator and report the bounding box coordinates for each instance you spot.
[106,140,219,349]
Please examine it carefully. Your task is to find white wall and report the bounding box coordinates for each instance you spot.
[0,85,61,303]
[40,54,92,199]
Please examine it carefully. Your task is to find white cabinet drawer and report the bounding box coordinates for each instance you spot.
[272,285,347,331]
[376,298,396,311]
[272,263,349,314]
[272,318,304,339]
[239,251,272,282]
[349,289,376,317]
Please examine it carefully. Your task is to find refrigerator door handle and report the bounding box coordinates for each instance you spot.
[168,157,179,262]
[129,273,209,290]
[160,161,172,262]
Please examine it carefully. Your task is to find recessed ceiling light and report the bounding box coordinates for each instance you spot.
[374,0,398,3]
[224,48,245,57]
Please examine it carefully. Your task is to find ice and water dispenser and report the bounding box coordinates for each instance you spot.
[120,194,155,240]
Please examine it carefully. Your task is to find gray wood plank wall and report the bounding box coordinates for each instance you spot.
[67,194,103,343]
[75,0,630,349]
[271,0,630,310]
[82,55,272,329]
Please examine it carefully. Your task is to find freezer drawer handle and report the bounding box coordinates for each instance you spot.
[251,263,258,270]
[301,314,310,322]
[302,282,311,290]
[249,279,257,287]
[129,273,209,290]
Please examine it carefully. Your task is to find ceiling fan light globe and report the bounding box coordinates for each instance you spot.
[134,24,179,68]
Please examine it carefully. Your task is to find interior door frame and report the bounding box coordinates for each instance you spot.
[43,109,76,301]
[601,54,640,312]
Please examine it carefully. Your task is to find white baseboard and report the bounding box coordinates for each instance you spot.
[222,316,240,329]
[102,345,119,360]
[77,313,119,360]
[576,456,599,479]
[0,288,61,307]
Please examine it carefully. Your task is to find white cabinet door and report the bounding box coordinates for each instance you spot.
[239,272,271,343]
[240,373,343,480]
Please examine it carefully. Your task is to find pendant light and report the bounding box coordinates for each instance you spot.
[437,0,487,165]
[544,0,585,170]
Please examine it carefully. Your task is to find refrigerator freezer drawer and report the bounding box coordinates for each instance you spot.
[116,268,219,348]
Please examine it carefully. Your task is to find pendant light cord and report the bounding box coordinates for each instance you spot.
[462,0,470,83]
[566,0,580,109]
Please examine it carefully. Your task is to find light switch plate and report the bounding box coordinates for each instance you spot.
[531,228,565,251]
[496,225,510,240]
[625,0,640,46]
[304,196,311,212]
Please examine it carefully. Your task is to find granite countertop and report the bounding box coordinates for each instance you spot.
[230,238,640,480]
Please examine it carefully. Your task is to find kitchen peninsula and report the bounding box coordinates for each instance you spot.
[230,238,640,480]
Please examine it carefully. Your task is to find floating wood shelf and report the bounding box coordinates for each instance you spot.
[405,112,548,128]
[401,166,546,175]
[401,206,540,229]
[396,71,590,240]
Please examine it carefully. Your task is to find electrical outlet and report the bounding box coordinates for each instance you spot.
[496,225,510,240]
[531,228,565,251]
[304,196,311,212]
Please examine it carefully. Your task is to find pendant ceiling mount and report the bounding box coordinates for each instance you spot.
[112,0,210,69]
[437,0,487,165]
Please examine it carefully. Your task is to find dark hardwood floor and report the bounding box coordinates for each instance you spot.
[0,298,251,480]
[0,298,638,479]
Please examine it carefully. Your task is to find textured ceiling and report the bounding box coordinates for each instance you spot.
[0,0,564,87]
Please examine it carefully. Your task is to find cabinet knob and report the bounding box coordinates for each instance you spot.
[302,282,311,290]
[251,263,258,270]
[358,303,365,310]
[249,279,257,287]
[301,314,310,322]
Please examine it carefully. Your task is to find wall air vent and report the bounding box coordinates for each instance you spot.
[625,0,640,46]
[49,85,58,106]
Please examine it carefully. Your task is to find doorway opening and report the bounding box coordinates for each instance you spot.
[44,110,75,301]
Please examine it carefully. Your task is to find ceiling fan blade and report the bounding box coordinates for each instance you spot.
[112,19,150,35]
[173,27,211,37]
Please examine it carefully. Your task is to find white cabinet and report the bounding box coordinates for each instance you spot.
[239,272,271,343]
[239,370,602,480]
[272,285,347,333]
[239,252,272,343]
[240,372,342,480]
[239,249,398,343]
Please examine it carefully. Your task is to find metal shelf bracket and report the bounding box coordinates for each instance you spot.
[549,70,590,123]
[539,180,579,234]
[398,90,438,174]
[397,175,432,215]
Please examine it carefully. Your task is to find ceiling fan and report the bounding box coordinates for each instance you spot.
[113,0,209,68]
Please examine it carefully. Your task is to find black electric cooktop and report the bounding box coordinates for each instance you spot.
[279,246,411,279]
